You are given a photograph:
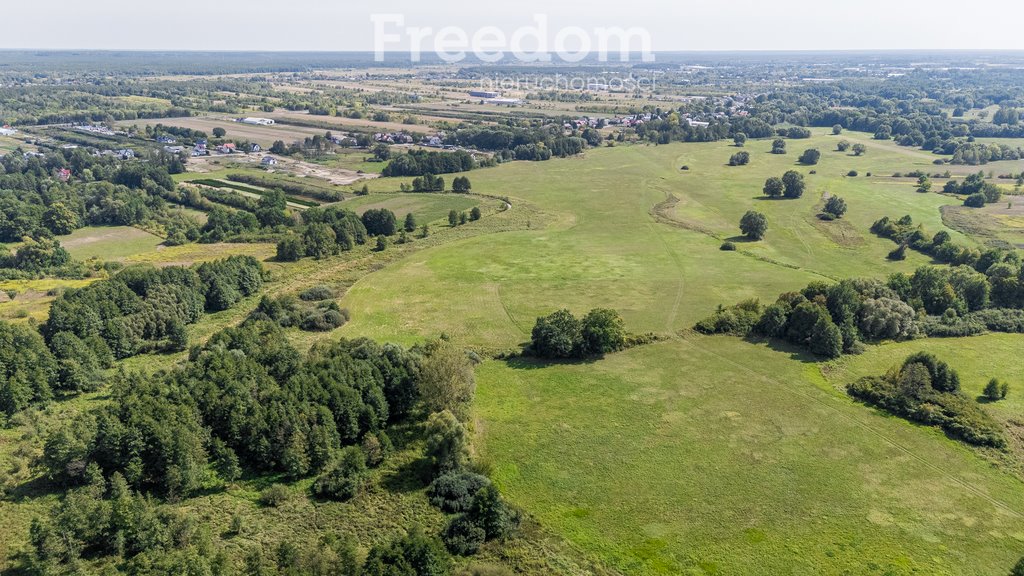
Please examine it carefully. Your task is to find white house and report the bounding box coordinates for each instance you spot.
[260,156,278,166]
[240,117,275,126]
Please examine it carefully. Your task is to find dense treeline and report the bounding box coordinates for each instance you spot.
[381,149,485,177]
[0,149,189,243]
[275,206,369,262]
[26,320,516,572]
[0,256,264,415]
[697,253,1024,358]
[848,353,1005,447]
[41,321,418,495]
[450,125,587,160]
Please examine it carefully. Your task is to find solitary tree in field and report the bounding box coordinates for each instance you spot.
[782,170,806,198]
[404,212,417,232]
[832,124,843,135]
[733,132,747,147]
[763,176,785,198]
[729,151,750,166]
[448,210,459,227]
[798,149,821,165]
[823,196,848,218]
[470,207,482,221]
[212,127,226,138]
[852,143,867,156]
[740,211,768,240]
[771,139,787,154]
[837,140,851,152]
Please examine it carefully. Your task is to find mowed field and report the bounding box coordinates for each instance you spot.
[59,225,163,260]
[341,193,481,225]
[338,130,1024,573]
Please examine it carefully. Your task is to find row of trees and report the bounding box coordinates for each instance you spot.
[762,171,806,199]
[381,149,481,177]
[698,253,1024,360]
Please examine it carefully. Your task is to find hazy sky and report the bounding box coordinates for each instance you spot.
[2,0,1023,52]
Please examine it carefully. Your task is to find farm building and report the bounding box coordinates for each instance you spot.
[240,117,275,126]
[485,98,522,106]
[468,90,499,99]
[260,156,278,166]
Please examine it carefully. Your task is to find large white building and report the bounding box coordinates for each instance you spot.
[240,117,275,126]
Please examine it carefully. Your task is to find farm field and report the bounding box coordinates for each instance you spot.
[338,131,1024,573]
[118,115,328,147]
[58,225,163,260]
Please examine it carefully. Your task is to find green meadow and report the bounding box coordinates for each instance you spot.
[338,130,1024,573]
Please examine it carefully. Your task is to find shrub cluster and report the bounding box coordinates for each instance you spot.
[528,308,627,359]
[847,353,1005,448]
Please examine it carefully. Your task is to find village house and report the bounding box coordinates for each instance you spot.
[260,156,278,166]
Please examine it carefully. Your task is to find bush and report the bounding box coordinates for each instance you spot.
[823,196,847,218]
[299,285,334,301]
[847,354,1004,448]
[260,484,291,507]
[728,151,750,166]
[695,300,761,336]
[983,378,1003,401]
[720,241,737,251]
[428,471,492,513]
[424,410,471,474]
[798,148,821,165]
[887,244,907,261]
[466,484,519,540]
[847,170,858,177]
[443,515,486,556]
[964,193,987,207]
[581,308,626,355]
[312,446,368,501]
[363,526,452,576]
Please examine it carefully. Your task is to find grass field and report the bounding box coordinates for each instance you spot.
[475,337,1024,575]
[336,130,1024,573]
[5,127,1024,574]
[119,116,327,147]
[59,226,164,260]
[341,193,481,225]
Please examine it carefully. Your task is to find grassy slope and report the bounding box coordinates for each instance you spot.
[341,193,481,225]
[338,130,1024,573]
[476,337,1024,575]
[59,225,163,261]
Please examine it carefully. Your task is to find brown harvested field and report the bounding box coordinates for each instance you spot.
[118,116,327,147]
[264,110,436,134]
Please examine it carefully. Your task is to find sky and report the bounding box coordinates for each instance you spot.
[2,0,1023,53]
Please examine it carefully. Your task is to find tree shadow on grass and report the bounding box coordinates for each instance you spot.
[741,334,823,365]
[380,457,433,494]
[6,475,61,502]
[502,354,602,371]
[723,235,758,244]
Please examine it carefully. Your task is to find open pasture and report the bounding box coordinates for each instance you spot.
[336,130,1024,573]
[59,225,163,261]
